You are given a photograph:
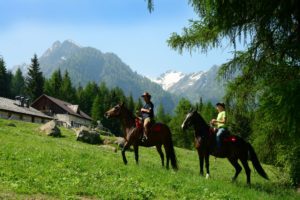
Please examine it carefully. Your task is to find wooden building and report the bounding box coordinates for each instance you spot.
[31,94,92,128]
[0,96,53,123]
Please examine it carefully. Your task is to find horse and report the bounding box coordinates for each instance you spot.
[181,109,268,184]
[104,103,178,170]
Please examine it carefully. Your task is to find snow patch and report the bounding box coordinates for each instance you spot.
[190,72,204,81]
[152,70,185,90]
[185,72,205,87]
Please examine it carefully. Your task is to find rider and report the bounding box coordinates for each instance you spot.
[211,102,227,154]
[140,92,154,142]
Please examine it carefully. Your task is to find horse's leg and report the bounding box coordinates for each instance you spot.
[228,158,242,182]
[197,148,204,176]
[121,142,131,165]
[134,144,139,164]
[164,144,170,169]
[240,159,251,185]
[205,153,210,179]
[156,145,164,167]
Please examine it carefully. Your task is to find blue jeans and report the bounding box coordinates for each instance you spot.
[216,128,226,150]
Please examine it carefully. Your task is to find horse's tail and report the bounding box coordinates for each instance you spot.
[248,143,269,180]
[167,127,178,170]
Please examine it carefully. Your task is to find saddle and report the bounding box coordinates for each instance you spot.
[135,117,143,129]
[135,117,161,138]
[210,127,237,143]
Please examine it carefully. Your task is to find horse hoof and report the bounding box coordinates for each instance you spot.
[206,174,210,179]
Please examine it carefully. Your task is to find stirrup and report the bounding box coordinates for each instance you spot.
[141,135,148,142]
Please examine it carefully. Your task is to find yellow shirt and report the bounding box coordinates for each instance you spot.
[216,111,226,128]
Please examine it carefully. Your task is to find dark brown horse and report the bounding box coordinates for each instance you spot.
[181,109,268,184]
[105,103,178,170]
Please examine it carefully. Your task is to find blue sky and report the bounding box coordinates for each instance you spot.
[0,0,240,77]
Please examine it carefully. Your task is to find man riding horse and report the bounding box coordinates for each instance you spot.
[140,92,154,142]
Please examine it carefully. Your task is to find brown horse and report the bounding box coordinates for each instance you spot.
[181,109,268,184]
[105,103,178,170]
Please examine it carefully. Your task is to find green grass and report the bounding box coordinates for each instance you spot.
[0,118,299,199]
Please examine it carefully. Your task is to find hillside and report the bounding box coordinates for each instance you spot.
[13,40,177,113]
[152,65,225,103]
[0,118,299,199]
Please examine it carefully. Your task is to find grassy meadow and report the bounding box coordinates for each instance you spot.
[0,118,299,199]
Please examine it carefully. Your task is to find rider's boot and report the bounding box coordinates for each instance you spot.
[141,128,148,143]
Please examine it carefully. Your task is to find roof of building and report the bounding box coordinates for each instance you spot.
[0,97,53,119]
[32,94,92,121]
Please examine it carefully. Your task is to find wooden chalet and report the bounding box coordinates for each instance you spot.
[31,94,92,128]
[0,96,53,123]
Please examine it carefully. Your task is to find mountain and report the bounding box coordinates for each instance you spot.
[13,40,177,113]
[152,66,225,103]
[12,63,29,75]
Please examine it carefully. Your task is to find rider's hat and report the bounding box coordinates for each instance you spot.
[141,92,151,98]
[216,102,225,109]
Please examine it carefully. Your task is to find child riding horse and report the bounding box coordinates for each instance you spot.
[181,109,268,184]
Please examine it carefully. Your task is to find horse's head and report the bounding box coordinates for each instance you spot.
[104,103,124,119]
[181,108,198,130]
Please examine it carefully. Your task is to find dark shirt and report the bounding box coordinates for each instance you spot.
[142,101,154,119]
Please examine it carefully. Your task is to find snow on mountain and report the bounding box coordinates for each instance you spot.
[152,70,185,90]
[186,71,205,86]
[152,66,225,103]
[152,70,206,90]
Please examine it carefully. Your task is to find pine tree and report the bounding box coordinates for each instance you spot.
[78,82,98,115]
[109,87,126,106]
[127,93,135,114]
[156,103,171,124]
[168,98,193,149]
[25,54,44,100]
[92,83,110,124]
[201,102,217,123]
[91,94,101,123]
[11,68,25,97]
[135,98,143,115]
[44,69,62,98]
[98,82,109,113]
[198,97,203,112]
[60,70,76,103]
[0,57,11,98]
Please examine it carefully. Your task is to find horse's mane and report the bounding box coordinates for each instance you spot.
[120,104,136,121]
[194,111,210,132]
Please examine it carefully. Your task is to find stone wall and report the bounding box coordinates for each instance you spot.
[0,110,50,124]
